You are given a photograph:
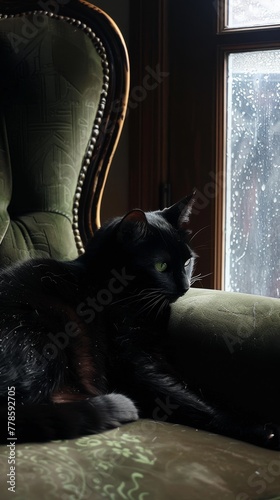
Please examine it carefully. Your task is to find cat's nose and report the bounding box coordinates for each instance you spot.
[183,277,190,293]
[175,276,190,296]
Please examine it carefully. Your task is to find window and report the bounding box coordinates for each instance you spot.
[216,0,280,298]
[227,0,280,29]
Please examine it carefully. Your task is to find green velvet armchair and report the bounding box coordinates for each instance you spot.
[0,0,129,265]
[0,1,280,499]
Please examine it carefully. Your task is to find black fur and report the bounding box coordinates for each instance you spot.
[0,195,279,449]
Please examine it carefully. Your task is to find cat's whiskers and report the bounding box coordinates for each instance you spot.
[190,272,212,286]
[189,225,210,243]
[112,288,165,308]
[112,290,147,307]
[112,287,167,317]
[135,290,168,318]
[155,298,169,320]
[137,293,161,312]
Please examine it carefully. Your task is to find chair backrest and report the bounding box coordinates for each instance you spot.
[0,0,129,266]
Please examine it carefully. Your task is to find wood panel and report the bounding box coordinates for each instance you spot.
[168,0,217,289]
[129,0,217,288]
[129,0,169,211]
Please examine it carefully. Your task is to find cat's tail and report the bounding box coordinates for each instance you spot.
[0,394,138,444]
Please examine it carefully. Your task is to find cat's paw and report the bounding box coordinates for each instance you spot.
[103,393,139,425]
[90,393,139,430]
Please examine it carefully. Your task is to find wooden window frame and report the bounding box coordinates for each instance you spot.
[215,0,280,289]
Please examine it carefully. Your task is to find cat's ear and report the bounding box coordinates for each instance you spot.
[117,209,148,243]
[162,192,196,230]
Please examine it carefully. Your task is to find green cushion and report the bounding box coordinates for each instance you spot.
[0,212,77,265]
[1,420,280,499]
[169,288,280,419]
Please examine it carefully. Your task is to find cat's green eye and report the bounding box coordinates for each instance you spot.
[155,262,168,273]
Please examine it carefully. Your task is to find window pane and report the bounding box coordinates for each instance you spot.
[227,0,280,28]
[225,50,280,298]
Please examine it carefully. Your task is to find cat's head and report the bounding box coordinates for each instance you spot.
[108,193,196,307]
[83,194,196,318]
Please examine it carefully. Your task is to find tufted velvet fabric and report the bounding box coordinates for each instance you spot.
[0,14,103,263]
[0,0,129,265]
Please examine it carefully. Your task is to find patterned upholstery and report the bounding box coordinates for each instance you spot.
[1,420,280,499]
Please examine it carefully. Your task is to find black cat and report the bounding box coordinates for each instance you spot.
[0,195,279,449]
